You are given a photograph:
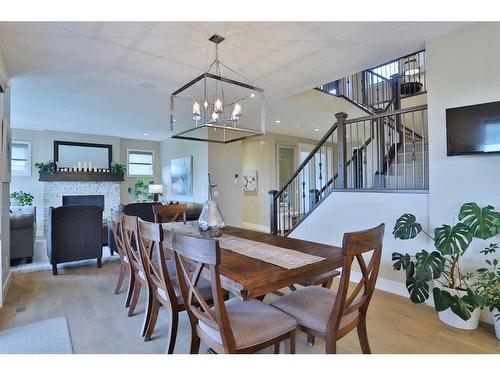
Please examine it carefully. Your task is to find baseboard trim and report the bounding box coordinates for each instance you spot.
[242,222,269,233]
[1,269,12,308]
[350,270,408,298]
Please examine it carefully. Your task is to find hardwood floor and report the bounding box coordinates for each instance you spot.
[0,258,499,354]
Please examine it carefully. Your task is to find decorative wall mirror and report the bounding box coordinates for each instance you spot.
[54,141,112,170]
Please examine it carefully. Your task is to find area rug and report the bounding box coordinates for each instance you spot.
[10,239,118,275]
[0,317,73,354]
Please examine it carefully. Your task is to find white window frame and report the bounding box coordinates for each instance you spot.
[11,140,32,176]
[127,148,155,177]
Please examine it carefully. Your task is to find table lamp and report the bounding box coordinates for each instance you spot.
[148,184,164,202]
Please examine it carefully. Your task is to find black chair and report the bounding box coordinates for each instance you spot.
[47,205,103,275]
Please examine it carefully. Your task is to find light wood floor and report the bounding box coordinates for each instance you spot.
[1,258,499,354]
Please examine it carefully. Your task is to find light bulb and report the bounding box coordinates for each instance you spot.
[211,111,219,121]
[192,101,201,121]
[203,99,209,109]
[214,97,223,114]
[232,102,242,119]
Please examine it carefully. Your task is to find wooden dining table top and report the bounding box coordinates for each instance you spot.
[202,226,344,300]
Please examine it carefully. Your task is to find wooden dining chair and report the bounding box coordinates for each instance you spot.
[172,230,297,354]
[271,224,385,354]
[110,209,135,307]
[121,214,153,337]
[153,204,188,224]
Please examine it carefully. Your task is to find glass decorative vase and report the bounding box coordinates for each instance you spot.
[198,173,225,238]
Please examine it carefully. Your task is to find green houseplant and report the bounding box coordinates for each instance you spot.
[111,163,126,175]
[472,243,500,339]
[35,161,57,175]
[10,191,34,206]
[128,177,154,201]
[392,202,499,329]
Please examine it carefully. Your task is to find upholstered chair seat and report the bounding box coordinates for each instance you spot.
[198,297,297,350]
[271,286,357,333]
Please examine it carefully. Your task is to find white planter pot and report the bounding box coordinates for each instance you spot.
[436,287,480,330]
[493,308,500,340]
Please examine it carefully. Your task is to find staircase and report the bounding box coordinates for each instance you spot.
[269,50,428,237]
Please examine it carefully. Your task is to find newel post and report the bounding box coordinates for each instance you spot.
[268,190,278,235]
[335,112,348,189]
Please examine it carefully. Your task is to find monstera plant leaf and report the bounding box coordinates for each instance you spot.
[432,287,454,312]
[392,252,415,278]
[458,202,500,240]
[434,223,472,256]
[415,250,444,281]
[405,277,429,304]
[393,214,422,240]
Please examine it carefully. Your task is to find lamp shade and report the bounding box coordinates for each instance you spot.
[148,184,164,194]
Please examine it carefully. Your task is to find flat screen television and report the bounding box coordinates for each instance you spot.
[446,100,500,156]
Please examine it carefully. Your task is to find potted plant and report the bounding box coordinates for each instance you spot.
[472,242,500,339]
[127,177,154,201]
[35,161,57,175]
[111,163,126,176]
[10,191,34,206]
[392,202,499,330]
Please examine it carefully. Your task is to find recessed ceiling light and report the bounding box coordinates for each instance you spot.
[275,120,281,124]
[143,133,149,136]
[314,128,320,132]
[250,93,256,98]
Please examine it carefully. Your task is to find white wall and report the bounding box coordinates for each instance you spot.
[290,191,430,289]
[208,141,243,227]
[426,23,500,272]
[160,138,208,204]
[0,47,10,307]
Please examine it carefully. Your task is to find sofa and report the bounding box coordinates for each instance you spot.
[47,205,103,275]
[10,206,36,263]
[107,201,203,255]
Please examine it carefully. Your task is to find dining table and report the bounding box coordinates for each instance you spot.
[163,223,344,301]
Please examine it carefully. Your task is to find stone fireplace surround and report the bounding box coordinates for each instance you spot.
[42,181,120,234]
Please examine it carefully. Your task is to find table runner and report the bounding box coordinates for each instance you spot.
[162,222,325,270]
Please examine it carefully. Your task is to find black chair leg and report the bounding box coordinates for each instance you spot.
[52,264,58,275]
[97,257,102,268]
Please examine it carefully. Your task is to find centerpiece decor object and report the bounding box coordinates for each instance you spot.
[198,173,225,238]
[391,202,499,330]
[170,34,265,144]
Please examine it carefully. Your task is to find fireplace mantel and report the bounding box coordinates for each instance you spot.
[39,171,124,182]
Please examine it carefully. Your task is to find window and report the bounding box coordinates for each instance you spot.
[11,141,32,176]
[127,149,154,176]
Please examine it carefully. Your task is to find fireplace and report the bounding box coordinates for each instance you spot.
[63,194,105,211]
[42,181,120,234]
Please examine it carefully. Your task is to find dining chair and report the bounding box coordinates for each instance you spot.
[172,230,297,354]
[121,214,153,337]
[271,224,385,354]
[153,204,188,224]
[110,209,135,307]
[137,219,215,352]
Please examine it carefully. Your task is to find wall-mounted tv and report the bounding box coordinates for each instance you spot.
[446,100,500,156]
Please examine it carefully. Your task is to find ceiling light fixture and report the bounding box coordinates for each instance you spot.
[275,120,281,124]
[314,128,320,132]
[170,34,265,144]
[143,133,149,136]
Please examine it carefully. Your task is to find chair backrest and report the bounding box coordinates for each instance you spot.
[327,224,385,334]
[171,231,236,352]
[110,208,126,258]
[123,202,160,222]
[137,219,178,303]
[153,204,188,224]
[121,214,146,274]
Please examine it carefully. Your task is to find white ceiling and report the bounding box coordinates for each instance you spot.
[0,22,468,141]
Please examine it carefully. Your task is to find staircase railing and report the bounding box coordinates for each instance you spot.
[269,104,428,236]
[318,50,427,113]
